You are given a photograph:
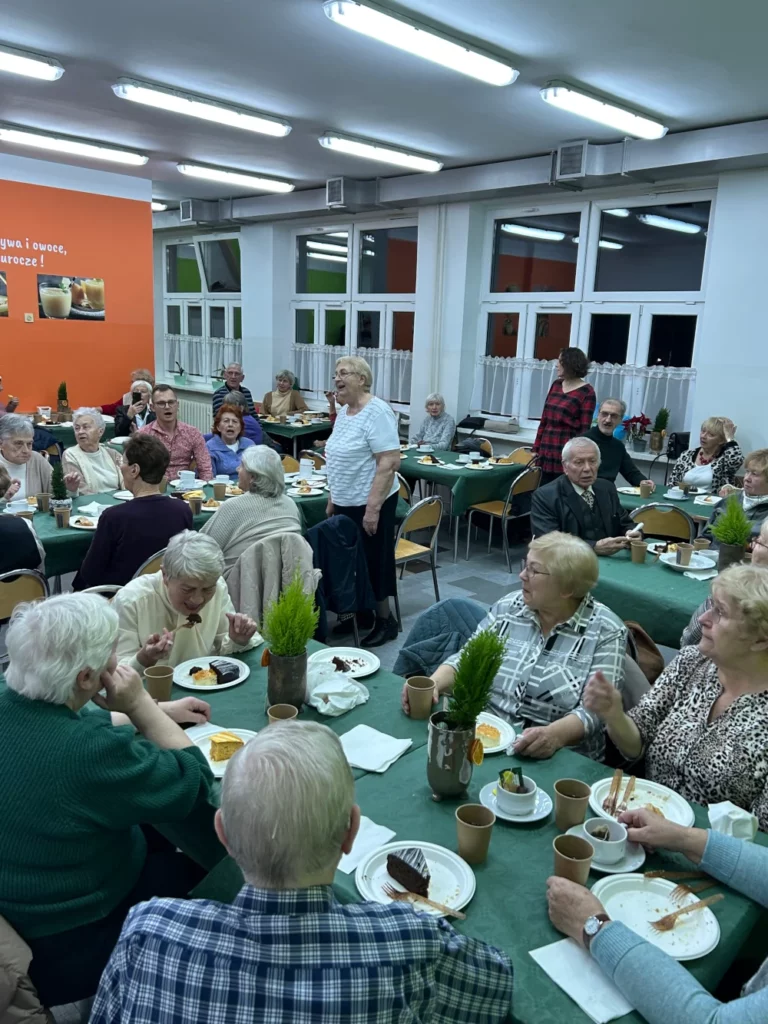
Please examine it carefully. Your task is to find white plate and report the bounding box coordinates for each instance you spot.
[566,824,646,874]
[589,777,695,827]
[284,472,299,481]
[466,462,494,471]
[659,551,717,572]
[355,841,476,917]
[112,490,133,501]
[591,874,720,960]
[171,478,207,489]
[288,487,324,497]
[663,491,688,501]
[617,486,641,495]
[201,503,221,513]
[173,656,251,692]
[694,494,721,506]
[186,723,258,778]
[416,457,445,466]
[69,517,99,530]
[307,647,380,679]
[475,711,516,754]
[479,781,553,823]
[110,436,131,446]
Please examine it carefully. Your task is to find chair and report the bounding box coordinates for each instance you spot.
[44,443,59,459]
[393,496,444,631]
[630,503,696,543]
[465,466,542,570]
[132,548,166,578]
[476,437,494,457]
[282,455,300,473]
[299,450,326,470]
[79,584,123,600]
[396,472,413,505]
[507,446,536,465]
[0,569,49,622]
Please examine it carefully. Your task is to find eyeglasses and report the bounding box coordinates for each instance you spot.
[520,559,551,578]
[154,400,177,408]
[754,537,768,551]
[335,369,356,378]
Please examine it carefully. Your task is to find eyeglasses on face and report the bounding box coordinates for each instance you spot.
[154,399,177,408]
[520,558,551,577]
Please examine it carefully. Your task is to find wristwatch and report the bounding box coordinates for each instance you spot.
[583,913,611,951]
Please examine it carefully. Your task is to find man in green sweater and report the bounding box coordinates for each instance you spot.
[584,398,655,493]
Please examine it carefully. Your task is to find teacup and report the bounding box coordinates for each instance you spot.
[457,454,471,463]
[418,444,434,453]
[470,452,483,462]
[668,487,684,498]
[583,817,627,865]
[179,471,195,487]
[215,474,230,483]
[495,773,538,816]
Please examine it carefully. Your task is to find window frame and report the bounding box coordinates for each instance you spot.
[351,219,419,302]
[292,224,353,302]
[577,303,642,366]
[163,231,242,301]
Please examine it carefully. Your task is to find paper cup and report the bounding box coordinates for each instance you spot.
[188,497,203,515]
[554,778,591,831]
[159,476,168,494]
[54,508,71,528]
[675,543,693,566]
[213,482,227,500]
[553,834,594,884]
[693,538,711,551]
[267,704,299,725]
[640,482,653,498]
[144,665,174,702]
[455,803,495,865]
[406,676,435,720]
[36,492,51,512]
[630,540,648,564]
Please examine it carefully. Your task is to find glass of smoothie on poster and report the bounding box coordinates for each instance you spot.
[39,278,72,319]
[83,277,105,311]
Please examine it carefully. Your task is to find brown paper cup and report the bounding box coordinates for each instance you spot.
[675,543,693,566]
[455,803,495,865]
[188,497,203,515]
[553,834,594,885]
[54,508,71,528]
[36,492,51,513]
[639,482,653,498]
[630,540,648,564]
[554,778,591,831]
[267,704,299,725]
[693,538,711,551]
[159,476,168,494]
[213,482,227,501]
[406,676,435,720]
[279,414,287,423]
[144,666,174,701]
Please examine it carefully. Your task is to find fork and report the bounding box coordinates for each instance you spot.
[670,879,718,903]
[382,883,466,920]
[603,769,623,815]
[617,775,636,814]
[650,893,724,933]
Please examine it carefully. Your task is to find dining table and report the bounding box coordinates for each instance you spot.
[258,415,333,458]
[618,488,718,526]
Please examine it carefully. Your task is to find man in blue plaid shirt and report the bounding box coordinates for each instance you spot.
[91,722,513,1023]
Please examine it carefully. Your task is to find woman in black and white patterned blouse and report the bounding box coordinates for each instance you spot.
[668,416,743,493]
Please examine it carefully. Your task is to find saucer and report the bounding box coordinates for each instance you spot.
[479,781,552,823]
[566,824,646,873]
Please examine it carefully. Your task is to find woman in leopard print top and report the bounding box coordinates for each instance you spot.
[669,416,743,493]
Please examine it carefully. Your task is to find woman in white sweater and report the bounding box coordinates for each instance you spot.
[63,407,122,495]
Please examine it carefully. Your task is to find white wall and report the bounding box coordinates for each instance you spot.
[239,222,292,403]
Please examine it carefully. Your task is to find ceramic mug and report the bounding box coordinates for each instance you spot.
[583,817,627,865]
[495,774,538,816]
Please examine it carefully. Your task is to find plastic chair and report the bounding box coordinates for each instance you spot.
[132,548,166,578]
[79,584,123,600]
[393,495,444,631]
[466,466,542,570]
[0,569,49,621]
[282,455,300,474]
[630,503,696,542]
[298,450,326,470]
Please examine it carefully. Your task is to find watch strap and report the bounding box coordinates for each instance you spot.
[583,913,611,951]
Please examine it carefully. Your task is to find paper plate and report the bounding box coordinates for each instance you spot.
[173,656,252,692]
[591,873,720,960]
[186,723,258,778]
[356,841,476,916]
[479,782,552,824]
[659,552,717,572]
[288,487,324,497]
[200,502,221,513]
[466,462,493,471]
[617,486,642,495]
[566,824,646,874]
[307,647,380,679]
[589,777,694,827]
[112,490,133,501]
[474,711,516,754]
[69,517,99,530]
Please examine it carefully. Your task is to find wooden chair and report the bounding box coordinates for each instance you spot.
[476,437,494,456]
[465,466,542,570]
[630,503,696,543]
[0,570,49,622]
[79,584,123,600]
[506,446,535,465]
[282,455,300,474]
[132,549,166,578]
[299,450,326,470]
[393,495,443,631]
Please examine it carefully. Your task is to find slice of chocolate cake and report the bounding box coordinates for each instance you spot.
[209,659,241,685]
[386,847,430,897]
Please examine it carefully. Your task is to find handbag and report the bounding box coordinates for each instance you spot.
[624,621,665,684]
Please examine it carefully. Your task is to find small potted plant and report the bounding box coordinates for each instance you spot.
[650,408,670,452]
[212,366,227,390]
[173,360,188,388]
[260,571,319,710]
[711,496,752,571]
[49,461,72,516]
[57,381,71,421]
[622,413,651,452]
[426,628,506,801]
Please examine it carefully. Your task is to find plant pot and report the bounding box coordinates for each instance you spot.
[426,710,475,802]
[266,650,307,711]
[717,542,746,572]
[632,436,648,453]
[649,431,663,452]
[57,399,69,414]
[173,374,188,388]
[211,378,225,390]
[49,497,73,516]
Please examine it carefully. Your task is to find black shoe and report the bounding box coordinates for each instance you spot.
[362,615,399,648]
[332,611,374,637]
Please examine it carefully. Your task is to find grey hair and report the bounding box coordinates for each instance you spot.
[72,407,105,432]
[221,390,247,410]
[221,722,354,888]
[6,594,118,704]
[562,436,601,467]
[162,530,224,584]
[335,355,373,390]
[275,369,296,386]
[425,392,445,411]
[226,362,243,372]
[0,413,33,442]
[600,397,627,417]
[240,445,284,498]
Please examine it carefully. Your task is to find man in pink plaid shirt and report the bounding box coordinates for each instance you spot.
[139,384,213,481]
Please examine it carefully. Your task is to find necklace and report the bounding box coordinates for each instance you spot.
[698,450,715,466]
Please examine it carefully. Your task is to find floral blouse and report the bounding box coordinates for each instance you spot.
[669,440,743,492]
[628,646,768,830]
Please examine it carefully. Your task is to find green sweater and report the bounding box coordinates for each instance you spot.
[0,686,213,939]
[584,425,645,487]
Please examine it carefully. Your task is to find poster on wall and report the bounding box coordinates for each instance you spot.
[37,275,106,320]
[0,272,7,317]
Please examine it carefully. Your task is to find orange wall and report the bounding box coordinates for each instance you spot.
[0,179,154,409]
[494,253,576,293]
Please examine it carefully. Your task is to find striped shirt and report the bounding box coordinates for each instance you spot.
[447,591,626,761]
[212,383,255,416]
[200,491,302,572]
[325,397,399,508]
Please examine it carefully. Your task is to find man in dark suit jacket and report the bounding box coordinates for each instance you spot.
[531,437,641,556]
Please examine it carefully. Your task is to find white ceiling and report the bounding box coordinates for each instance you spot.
[1,0,767,202]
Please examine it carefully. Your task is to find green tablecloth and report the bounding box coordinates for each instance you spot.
[593,548,711,648]
[45,421,116,448]
[260,418,333,457]
[398,451,526,517]
[618,490,712,524]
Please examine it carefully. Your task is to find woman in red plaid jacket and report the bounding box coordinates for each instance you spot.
[533,348,596,484]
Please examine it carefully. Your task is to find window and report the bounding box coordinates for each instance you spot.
[358,227,417,294]
[233,306,242,341]
[533,312,571,360]
[166,243,201,292]
[296,232,348,294]
[392,310,414,351]
[200,238,241,292]
[486,312,519,357]
[187,304,203,337]
[166,304,181,334]
[295,308,315,345]
[491,213,581,293]
[646,313,697,367]
[357,310,380,348]
[324,308,346,346]
[587,313,631,364]
[209,305,226,338]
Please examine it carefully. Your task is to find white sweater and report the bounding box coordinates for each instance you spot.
[200,491,302,573]
[63,444,122,495]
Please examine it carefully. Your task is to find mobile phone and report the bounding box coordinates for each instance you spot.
[132,391,143,404]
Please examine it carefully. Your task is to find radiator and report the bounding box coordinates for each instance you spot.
[178,396,213,433]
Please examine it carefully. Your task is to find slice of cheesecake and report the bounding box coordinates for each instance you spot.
[209,730,244,762]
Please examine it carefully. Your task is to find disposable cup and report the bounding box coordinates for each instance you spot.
[405,676,435,720]
[144,665,174,702]
[554,778,590,831]
[455,803,495,865]
[553,834,594,884]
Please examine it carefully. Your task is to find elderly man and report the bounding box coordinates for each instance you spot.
[583,398,654,491]
[91,722,513,1024]
[531,437,640,555]
[139,384,212,481]
[212,362,255,416]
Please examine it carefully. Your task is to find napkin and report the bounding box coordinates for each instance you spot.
[683,568,718,581]
[708,800,758,840]
[339,725,412,773]
[77,501,111,517]
[529,939,634,1024]
[306,665,370,717]
[337,816,396,874]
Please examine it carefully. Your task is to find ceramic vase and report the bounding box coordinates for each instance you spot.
[266,650,307,711]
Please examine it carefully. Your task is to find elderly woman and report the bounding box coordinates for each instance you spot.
[0,463,44,574]
[114,378,155,436]
[217,389,264,446]
[261,369,307,417]
[585,562,768,828]
[205,404,255,480]
[533,347,596,485]
[112,530,260,670]
[0,412,51,499]
[704,447,768,542]
[101,368,155,417]
[201,445,301,573]
[0,592,214,1006]
[402,532,627,761]
[325,356,401,648]
[669,415,743,492]
[62,407,123,494]
[410,393,456,451]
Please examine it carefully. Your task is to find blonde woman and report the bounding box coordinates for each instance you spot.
[261,370,307,417]
[669,416,743,492]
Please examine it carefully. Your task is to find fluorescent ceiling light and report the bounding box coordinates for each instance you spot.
[637,213,701,234]
[540,83,667,140]
[151,201,168,212]
[112,79,291,137]
[322,0,517,86]
[573,235,623,250]
[177,163,294,193]
[307,240,348,253]
[0,124,147,165]
[501,223,565,241]
[0,43,64,81]
[319,131,442,172]
[326,231,349,238]
[605,208,630,217]
[363,249,375,256]
[308,252,347,263]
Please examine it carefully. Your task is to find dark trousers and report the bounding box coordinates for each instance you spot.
[333,491,399,602]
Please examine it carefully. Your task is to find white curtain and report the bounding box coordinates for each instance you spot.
[473,356,522,416]
[632,366,696,433]
[291,343,346,396]
[527,359,559,419]
[351,347,412,404]
[165,335,242,381]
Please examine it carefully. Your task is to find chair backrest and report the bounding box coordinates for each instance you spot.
[396,495,443,552]
[0,570,49,620]
[79,584,123,600]
[299,449,326,469]
[282,455,300,473]
[132,548,166,578]
[630,503,696,542]
[396,472,412,504]
[506,465,542,504]
[44,443,59,458]
[476,437,493,456]
[508,446,535,465]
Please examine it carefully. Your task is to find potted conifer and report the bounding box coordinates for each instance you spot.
[260,572,319,710]
[650,408,670,452]
[427,628,506,801]
[49,461,72,516]
[56,381,71,421]
[711,496,752,571]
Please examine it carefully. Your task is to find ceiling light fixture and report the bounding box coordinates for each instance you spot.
[573,236,623,250]
[308,252,348,263]
[0,43,64,81]
[637,213,701,234]
[322,0,517,86]
[319,131,443,172]
[501,223,565,242]
[151,201,168,212]
[604,208,630,217]
[326,231,349,238]
[307,240,348,254]
[112,79,291,137]
[177,163,294,193]
[0,124,147,165]
[540,83,667,140]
